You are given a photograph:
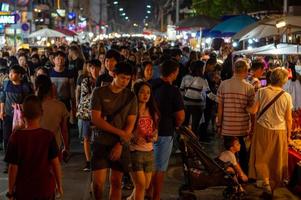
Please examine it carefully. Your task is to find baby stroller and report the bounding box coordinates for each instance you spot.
[176,126,246,200]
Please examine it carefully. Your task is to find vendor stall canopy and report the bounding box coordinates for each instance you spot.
[27,28,67,38]
[233,43,301,55]
[208,15,257,37]
[233,15,301,41]
[175,15,220,31]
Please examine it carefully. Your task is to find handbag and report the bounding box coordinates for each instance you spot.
[12,104,25,131]
[257,90,285,120]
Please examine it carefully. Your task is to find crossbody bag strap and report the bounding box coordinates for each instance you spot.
[257,90,285,120]
[184,77,196,96]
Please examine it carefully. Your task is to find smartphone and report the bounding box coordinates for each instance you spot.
[260,79,267,87]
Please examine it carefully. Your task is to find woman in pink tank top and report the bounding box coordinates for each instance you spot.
[128,81,159,200]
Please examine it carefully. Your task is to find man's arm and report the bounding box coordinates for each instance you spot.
[75,85,81,107]
[8,164,18,195]
[0,102,5,120]
[51,157,63,197]
[60,117,69,151]
[286,106,292,143]
[174,110,185,127]
[110,114,137,161]
[245,101,259,114]
[91,110,129,141]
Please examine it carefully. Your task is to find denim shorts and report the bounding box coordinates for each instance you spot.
[82,120,91,138]
[153,136,173,171]
[130,150,154,172]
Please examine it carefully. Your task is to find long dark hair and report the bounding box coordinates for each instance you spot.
[34,75,52,100]
[133,81,160,129]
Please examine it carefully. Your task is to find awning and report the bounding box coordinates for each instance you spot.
[175,15,219,31]
[233,15,301,41]
[28,28,67,38]
[56,28,77,37]
[208,15,257,37]
[233,43,301,55]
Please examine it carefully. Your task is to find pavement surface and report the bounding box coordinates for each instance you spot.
[0,129,300,200]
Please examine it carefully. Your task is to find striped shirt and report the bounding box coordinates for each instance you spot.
[217,76,255,136]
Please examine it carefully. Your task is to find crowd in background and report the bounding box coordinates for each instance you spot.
[0,38,301,199]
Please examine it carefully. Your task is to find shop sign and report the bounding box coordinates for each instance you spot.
[0,15,16,24]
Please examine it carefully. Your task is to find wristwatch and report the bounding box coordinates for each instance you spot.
[6,192,14,198]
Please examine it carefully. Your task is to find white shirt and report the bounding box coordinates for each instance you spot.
[219,150,237,166]
[256,86,293,130]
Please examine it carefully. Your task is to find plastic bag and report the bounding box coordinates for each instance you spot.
[12,104,25,131]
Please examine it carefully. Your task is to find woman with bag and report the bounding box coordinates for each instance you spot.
[246,67,293,198]
[77,59,101,171]
[180,61,210,137]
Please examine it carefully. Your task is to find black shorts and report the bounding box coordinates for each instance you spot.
[91,142,131,173]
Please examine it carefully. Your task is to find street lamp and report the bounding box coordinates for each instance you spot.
[119,8,124,11]
[147,5,151,8]
[113,1,118,5]
[121,13,126,16]
[147,10,151,14]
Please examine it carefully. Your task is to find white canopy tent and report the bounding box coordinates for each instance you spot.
[233,43,301,55]
[233,16,301,41]
[28,28,67,38]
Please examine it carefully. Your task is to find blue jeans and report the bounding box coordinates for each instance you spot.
[78,119,83,139]
[153,136,173,171]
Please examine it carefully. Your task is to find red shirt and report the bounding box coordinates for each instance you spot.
[5,128,59,199]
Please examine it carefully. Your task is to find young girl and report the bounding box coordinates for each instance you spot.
[128,81,159,200]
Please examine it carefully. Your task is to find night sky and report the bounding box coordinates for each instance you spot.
[118,0,153,24]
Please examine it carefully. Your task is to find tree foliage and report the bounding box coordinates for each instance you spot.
[192,0,283,18]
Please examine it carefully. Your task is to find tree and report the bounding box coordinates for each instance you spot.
[192,0,283,18]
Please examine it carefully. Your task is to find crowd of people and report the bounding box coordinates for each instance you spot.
[0,37,300,200]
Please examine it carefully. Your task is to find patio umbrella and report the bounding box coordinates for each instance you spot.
[28,28,67,38]
[175,15,220,30]
[209,15,257,37]
[233,16,301,41]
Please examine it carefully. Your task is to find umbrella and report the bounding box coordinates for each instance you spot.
[209,15,257,37]
[233,16,301,41]
[175,15,220,31]
[28,28,67,38]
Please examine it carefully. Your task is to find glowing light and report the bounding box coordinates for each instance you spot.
[205,37,212,44]
[276,20,286,28]
[232,42,238,47]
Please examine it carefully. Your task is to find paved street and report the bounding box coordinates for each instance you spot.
[0,131,300,199]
